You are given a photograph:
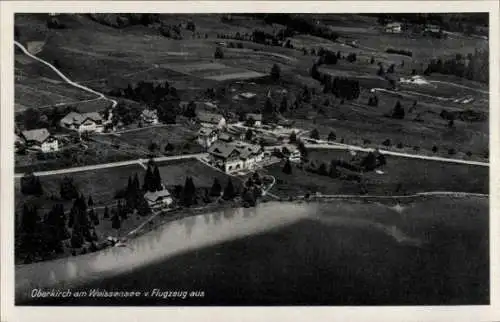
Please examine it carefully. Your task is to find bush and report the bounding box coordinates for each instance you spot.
[214,47,224,59]
[386,48,413,57]
[397,142,403,149]
[432,146,438,153]
[382,139,391,147]
[466,151,472,157]
[448,148,456,155]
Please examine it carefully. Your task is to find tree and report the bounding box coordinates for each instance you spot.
[214,46,224,59]
[103,206,110,219]
[432,145,438,153]
[270,64,281,81]
[387,64,395,73]
[23,108,41,130]
[382,139,391,147]
[59,176,78,200]
[361,152,378,171]
[370,56,375,64]
[289,131,297,143]
[282,159,292,174]
[310,129,320,140]
[165,142,175,152]
[21,172,43,196]
[184,100,197,118]
[245,129,253,141]
[111,212,121,230]
[88,195,94,208]
[182,176,197,206]
[392,100,405,119]
[368,94,379,107]
[328,161,340,178]
[327,131,336,142]
[297,141,308,161]
[279,96,288,113]
[223,178,236,200]
[153,165,162,191]
[210,178,222,197]
[142,164,155,192]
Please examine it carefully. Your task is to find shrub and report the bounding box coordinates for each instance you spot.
[214,47,224,59]
[382,139,391,146]
[466,151,472,157]
[432,146,438,153]
[448,148,456,155]
[397,142,403,149]
[386,48,413,57]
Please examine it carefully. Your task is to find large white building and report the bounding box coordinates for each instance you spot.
[20,128,59,153]
[60,112,104,133]
[385,22,402,33]
[208,140,264,173]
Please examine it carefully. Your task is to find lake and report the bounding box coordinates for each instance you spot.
[16,197,489,305]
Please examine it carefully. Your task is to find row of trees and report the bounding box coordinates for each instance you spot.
[110,80,180,125]
[424,50,489,83]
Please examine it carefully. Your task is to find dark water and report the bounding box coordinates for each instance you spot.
[16,198,489,306]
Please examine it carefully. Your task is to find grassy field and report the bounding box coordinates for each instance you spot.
[264,148,488,198]
[15,163,145,214]
[14,13,489,164]
[156,158,233,189]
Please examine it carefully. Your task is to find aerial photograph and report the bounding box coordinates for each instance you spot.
[13,12,489,306]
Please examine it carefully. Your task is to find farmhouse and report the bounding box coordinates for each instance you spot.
[60,112,104,133]
[144,188,174,210]
[385,22,402,33]
[197,111,226,129]
[208,140,264,173]
[141,109,159,125]
[245,113,263,127]
[425,24,441,33]
[197,127,218,148]
[20,128,59,153]
[233,92,257,101]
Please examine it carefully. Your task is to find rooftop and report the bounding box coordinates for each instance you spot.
[21,128,52,143]
[197,111,224,124]
[144,189,171,202]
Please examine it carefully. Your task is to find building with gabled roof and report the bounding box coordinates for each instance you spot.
[245,113,263,127]
[141,109,159,125]
[20,128,59,153]
[207,140,264,173]
[196,111,226,129]
[197,127,218,148]
[144,188,174,210]
[60,111,104,133]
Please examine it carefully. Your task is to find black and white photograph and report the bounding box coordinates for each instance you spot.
[1,1,498,319]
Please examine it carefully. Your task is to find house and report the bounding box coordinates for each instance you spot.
[385,22,402,33]
[144,188,174,210]
[208,140,264,173]
[20,128,59,153]
[233,92,257,101]
[141,109,159,125]
[60,112,104,133]
[288,149,301,163]
[196,111,226,129]
[197,127,218,148]
[425,24,441,33]
[245,113,262,127]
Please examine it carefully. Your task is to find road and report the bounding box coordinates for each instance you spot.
[303,142,489,167]
[305,191,488,200]
[14,41,118,110]
[14,153,207,178]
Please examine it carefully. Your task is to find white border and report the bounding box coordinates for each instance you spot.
[1,2,499,322]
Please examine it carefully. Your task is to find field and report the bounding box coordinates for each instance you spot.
[14,13,489,165]
[264,148,488,198]
[15,163,145,215]
[156,158,232,189]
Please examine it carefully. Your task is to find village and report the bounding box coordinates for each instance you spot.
[12,12,489,269]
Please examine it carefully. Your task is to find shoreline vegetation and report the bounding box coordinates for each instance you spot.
[15,192,487,268]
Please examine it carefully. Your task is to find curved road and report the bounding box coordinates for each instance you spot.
[14,41,117,109]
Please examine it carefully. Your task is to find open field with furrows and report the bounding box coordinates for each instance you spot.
[15,13,488,162]
[115,125,202,155]
[14,163,145,214]
[264,147,488,198]
[156,158,233,189]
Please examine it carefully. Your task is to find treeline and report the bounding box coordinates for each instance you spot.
[87,13,161,29]
[371,13,488,34]
[424,50,489,83]
[109,80,180,125]
[256,14,340,42]
[386,48,413,57]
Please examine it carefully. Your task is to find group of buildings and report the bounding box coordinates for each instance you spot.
[384,22,442,34]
